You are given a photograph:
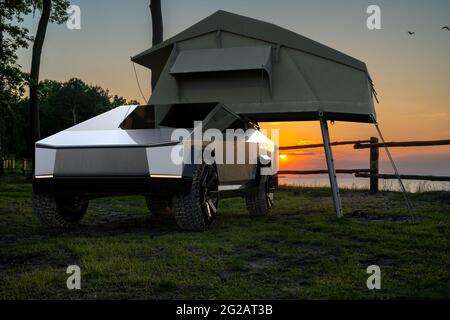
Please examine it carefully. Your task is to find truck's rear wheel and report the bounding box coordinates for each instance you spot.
[172,164,219,231]
[245,176,274,216]
[32,192,88,227]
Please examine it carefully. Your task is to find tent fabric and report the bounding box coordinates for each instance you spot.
[169,46,272,75]
[132,10,366,73]
[169,45,273,92]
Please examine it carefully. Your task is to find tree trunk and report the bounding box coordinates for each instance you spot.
[72,104,77,125]
[30,0,51,171]
[149,0,163,90]
[0,121,3,176]
[0,9,4,175]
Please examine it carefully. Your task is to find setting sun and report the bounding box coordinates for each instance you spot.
[279,154,288,160]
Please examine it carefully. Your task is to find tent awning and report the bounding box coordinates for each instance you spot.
[170,46,272,75]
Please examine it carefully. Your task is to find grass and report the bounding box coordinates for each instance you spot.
[0,174,449,299]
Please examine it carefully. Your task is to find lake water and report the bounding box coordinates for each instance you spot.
[278,174,450,193]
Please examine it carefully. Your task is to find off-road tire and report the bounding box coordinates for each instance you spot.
[245,177,274,216]
[172,164,219,231]
[32,192,88,227]
[145,195,172,217]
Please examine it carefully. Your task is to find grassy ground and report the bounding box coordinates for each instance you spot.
[0,175,449,299]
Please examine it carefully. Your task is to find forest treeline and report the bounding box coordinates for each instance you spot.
[0,77,138,158]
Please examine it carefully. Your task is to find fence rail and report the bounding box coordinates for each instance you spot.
[354,139,450,149]
[279,140,371,151]
[279,169,370,175]
[355,173,450,182]
[1,158,32,175]
[279,137,450,192]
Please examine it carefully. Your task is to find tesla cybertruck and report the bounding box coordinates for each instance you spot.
[33,11,376,230]
[33,103,278,231]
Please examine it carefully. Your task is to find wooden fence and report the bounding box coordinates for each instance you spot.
[1,158,32,175]
[279,138,450,192]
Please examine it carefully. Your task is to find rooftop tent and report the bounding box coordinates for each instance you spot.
[131,10,380,218]
[132,10,376,123]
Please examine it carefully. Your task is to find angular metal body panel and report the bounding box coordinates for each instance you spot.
[34,105,278,197]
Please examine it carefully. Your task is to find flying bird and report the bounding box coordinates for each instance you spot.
[442,26,450,30]
[408,31,415,35]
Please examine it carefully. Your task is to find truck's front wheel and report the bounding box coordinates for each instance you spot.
[245,175,274,216]
[32,192,88,227]
[172,164,219,231]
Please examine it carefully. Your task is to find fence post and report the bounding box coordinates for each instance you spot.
[370,137,379,193]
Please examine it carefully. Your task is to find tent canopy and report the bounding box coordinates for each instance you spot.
[169,46,272,75]
[132,10,376,123]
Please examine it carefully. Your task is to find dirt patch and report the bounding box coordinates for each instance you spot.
[0,207,13,215]
[350,210,414,223]
[248,257,278,270]
[0,234,17,245]
[220,269,239,283]
[87,212,149,226]
[359,255,397,267]
[0,250,80,272]
[290,242,324,252]
[220,258,278,283]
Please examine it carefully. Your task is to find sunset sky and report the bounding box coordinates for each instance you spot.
[16,0,450,176]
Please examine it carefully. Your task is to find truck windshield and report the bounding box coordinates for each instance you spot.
[120,105,156,129]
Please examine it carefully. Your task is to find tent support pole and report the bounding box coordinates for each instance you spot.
[319,116,343,218]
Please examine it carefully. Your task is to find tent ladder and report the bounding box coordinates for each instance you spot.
[319,116,343,218]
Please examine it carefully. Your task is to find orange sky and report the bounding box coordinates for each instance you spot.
[262,120,450,175]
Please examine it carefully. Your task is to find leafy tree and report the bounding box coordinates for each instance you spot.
[3,78,138,158]
[0,0,34,169]
[0,0,33,108]
[0,0,70,170]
